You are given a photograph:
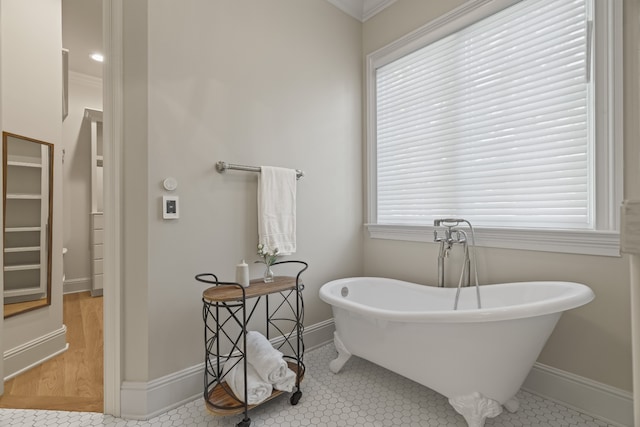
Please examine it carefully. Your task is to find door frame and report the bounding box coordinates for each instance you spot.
[0,0,4,398]
[102,0,123,416]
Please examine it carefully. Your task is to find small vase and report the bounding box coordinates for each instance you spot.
[263,264,275,283]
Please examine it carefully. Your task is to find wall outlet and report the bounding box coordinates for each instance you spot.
[162,196,179,219]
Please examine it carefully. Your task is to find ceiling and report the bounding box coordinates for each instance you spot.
[62,0,102,78]
[61,0,396,79]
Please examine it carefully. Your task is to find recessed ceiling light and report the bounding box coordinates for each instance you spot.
[90,53,104,62]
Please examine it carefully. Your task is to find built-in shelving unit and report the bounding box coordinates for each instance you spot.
[3,134,51,303]
[85,108,104,296]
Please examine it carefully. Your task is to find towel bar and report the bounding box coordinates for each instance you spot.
[216,161,304,180]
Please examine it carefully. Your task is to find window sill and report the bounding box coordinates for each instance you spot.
[365,224,621,257]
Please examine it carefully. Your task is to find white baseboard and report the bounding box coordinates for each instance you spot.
[304,318,336,350]
[270,318,336,353]
[120,319,336,420]
[3,326,68,380]
[121,365,203,420]
[63,277,92,294]
[522,363,633,427]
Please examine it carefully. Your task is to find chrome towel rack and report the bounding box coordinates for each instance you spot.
[216,161,304,180]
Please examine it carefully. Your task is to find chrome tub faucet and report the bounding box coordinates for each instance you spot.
[433,219,470,288]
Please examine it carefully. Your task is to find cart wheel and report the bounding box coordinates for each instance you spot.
[290,390,302,405]
[236,418,251,427]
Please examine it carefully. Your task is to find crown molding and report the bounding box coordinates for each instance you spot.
[326,0,397,22]
[362,0,397,20]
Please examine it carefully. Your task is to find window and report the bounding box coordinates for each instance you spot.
[366,0,622,256]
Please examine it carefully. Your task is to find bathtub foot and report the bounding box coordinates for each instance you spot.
[329,332,351,373]
[503,396,519,413]
[449,392,502,427]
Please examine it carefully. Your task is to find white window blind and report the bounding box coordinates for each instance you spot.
[375,0,591,229]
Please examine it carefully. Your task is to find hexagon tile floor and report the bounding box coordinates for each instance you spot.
[1,343,616,427]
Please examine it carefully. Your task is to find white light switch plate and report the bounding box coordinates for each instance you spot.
[163,196,179,219]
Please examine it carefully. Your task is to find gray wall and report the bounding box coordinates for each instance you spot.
[122,0,363,381]
[362,0,637,392]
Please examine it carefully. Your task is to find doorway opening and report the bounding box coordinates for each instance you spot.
[0,0,106,413]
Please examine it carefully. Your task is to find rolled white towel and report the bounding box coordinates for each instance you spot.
[245,331,289,384]
[222,357,272,405]
[273,367,297,392]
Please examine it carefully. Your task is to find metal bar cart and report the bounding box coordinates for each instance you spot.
[196,260,308,427]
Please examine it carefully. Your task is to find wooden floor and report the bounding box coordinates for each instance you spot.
[0,292,104,412]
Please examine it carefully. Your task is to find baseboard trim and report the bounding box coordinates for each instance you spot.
[523,362,633,427]
[121,365,202,420]
[120,319,336,420]
[63,277,92,294]
[270,318,336,352]
[3,325,68,380]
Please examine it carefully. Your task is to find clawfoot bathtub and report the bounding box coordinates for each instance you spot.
[319,277,594,427]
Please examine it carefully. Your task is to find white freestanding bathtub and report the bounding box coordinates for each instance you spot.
[319,277,594,427]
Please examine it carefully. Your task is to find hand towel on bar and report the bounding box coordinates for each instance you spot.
[245,331,289,384]
[273,366,297,392]
[258,166,297,255]
[222,356,273,405]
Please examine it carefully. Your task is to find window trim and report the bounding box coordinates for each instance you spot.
[365,0,623,257]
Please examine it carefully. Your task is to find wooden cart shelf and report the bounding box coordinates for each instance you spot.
[202,276,298,302]
[205,361,305,416]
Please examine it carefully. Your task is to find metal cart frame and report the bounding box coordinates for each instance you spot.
[196,260,308,427]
